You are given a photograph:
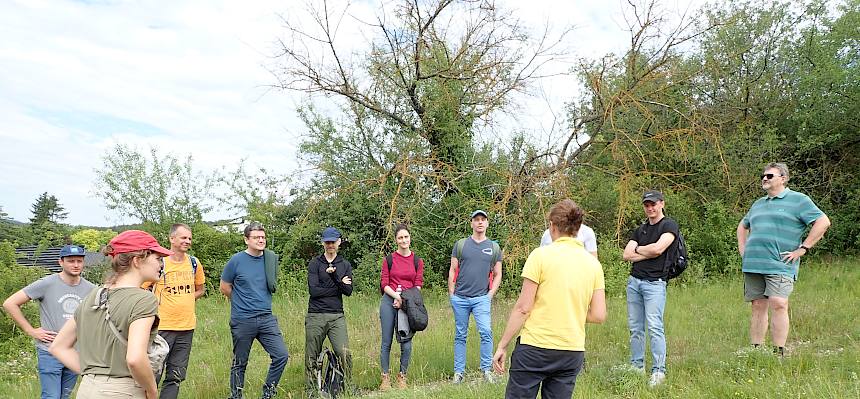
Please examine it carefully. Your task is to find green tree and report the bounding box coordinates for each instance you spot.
[93,145,214,225]
[0,206,18,243]
[29,192,68,225]
[70,228,118,252]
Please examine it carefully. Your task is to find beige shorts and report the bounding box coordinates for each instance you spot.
[744,272,794,301]
[77,374,146,398]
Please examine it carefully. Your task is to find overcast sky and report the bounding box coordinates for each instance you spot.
[0,0,705,226]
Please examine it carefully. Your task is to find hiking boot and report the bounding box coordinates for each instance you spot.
[483,370,497,384]
[379,373,391,391]
[452,372,464,384]
[396,372,407,389]
[648,371,666,387]
[773,346,786,357]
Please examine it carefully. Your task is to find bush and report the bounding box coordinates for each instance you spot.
[0,241,48,343]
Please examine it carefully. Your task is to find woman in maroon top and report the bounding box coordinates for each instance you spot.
[378,224,424,390]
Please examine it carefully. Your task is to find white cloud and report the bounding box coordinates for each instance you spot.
[0,0,710,226]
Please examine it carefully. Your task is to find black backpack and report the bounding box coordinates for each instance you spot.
[316,347,345,398]
[665,229,689,280]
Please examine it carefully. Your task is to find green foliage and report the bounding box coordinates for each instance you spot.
[0,241,46,346]
[0,206,21,244]
[28,192,67,225]
[69,228,117,252]
[93,145,214,224]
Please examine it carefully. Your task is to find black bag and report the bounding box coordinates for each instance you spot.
[400,287,428,332]
[316,347,345,398]
[665,229,689,280]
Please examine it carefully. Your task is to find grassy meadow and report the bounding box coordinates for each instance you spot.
[2,258,859,398]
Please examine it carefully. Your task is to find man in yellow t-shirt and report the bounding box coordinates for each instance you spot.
[146,223,205,399]
[492,200,606,398]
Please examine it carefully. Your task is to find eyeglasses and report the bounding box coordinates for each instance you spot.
[761,173,783,180]
[249,235,266,241]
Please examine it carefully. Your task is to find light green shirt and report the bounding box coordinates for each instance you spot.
[741,188,824,277]
[74,287,159,377]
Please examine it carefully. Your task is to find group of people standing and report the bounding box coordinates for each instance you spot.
[2,162,830,399]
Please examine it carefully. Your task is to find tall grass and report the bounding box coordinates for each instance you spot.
[2,258,859,398]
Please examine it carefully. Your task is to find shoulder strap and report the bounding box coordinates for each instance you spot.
[189,255,198,276]
[386,254,394,272]
[92,287,128,347]
[456,238,466,263]
[413,256,420,272]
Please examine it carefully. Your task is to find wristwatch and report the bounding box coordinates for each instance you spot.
[799,244,810,252]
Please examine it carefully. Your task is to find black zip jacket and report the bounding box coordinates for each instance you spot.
[307,254,354,313]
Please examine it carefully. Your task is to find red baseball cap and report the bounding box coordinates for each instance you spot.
[108,230,173,257]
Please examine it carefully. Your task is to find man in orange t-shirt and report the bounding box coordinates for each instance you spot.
[145,223,205,399]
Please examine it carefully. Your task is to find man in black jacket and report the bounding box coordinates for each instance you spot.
[304,226,354,397]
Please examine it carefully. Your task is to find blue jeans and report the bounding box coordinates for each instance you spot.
[380,295,412,374]
[229,313,290,399]
[450,294,493,373]
[626,276,667,374]
[37,348,76,399]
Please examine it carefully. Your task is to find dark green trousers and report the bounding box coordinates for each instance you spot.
[304,312,351,395]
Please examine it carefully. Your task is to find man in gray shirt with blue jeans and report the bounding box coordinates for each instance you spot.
[447,210,503,384]
[3,244,95,399]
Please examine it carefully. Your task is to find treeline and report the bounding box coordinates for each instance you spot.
[2,0,856,299]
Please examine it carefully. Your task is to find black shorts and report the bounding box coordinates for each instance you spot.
[505,341,585,399]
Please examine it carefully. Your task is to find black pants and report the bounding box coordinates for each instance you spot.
[157,330,194,399]
[505,342,584,399]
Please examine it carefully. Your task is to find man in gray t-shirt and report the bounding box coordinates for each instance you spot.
[447,210,503,384]
[3,244,95,399]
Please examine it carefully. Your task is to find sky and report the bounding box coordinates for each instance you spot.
[0,0,706,226]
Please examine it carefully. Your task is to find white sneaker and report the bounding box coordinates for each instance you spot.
[648,371,666,387]
[452,372,464,384]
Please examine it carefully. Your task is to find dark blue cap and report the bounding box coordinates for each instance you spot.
[59,245,86,258]
[321,227,342,241]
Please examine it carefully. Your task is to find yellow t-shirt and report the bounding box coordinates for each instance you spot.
[519,236,605,351]
[147,255,205,330]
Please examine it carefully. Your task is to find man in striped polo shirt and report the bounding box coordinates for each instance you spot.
[737,162,831,356]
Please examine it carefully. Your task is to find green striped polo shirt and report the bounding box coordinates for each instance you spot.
[741,188,824,277]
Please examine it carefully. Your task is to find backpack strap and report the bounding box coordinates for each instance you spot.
[386,254,394,272]
[413,255,420,272]
[189,255,198,276]
[455,238,466,264]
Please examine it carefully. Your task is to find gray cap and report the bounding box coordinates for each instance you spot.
[642,190,664,203]
[470,209,488,219]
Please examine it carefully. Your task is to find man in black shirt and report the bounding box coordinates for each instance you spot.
[622,190,678,387]
[304,226,354,397]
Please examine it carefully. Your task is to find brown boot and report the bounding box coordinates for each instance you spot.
[379,373,391,391]
[396,372,407,389]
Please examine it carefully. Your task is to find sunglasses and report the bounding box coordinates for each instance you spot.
[761,173,783,180]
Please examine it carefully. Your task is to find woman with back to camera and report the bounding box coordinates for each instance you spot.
[378,224,425,390]
[492,199,607,398]
[50,230,172,399]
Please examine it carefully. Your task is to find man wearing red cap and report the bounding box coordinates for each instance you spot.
[3,244,95,399]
